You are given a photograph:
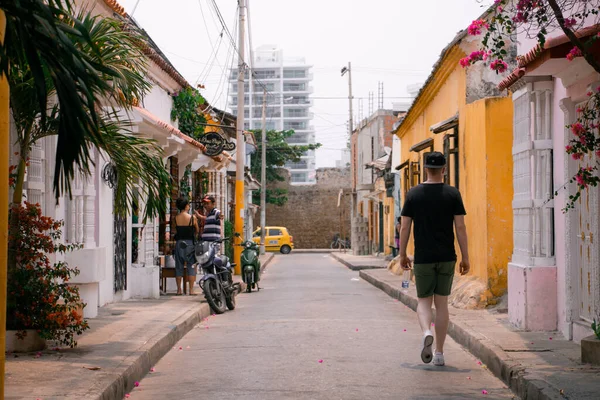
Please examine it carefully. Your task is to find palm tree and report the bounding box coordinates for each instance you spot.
[0,3,174,394]
[8,9,170,219]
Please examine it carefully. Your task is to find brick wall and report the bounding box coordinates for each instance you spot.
[258,167,352,249]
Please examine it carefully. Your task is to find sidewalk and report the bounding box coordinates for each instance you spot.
[6,253,274,400]
[358,268,600,400]
[330,251,388,271]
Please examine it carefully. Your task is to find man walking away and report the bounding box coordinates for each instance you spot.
[398,152,470,366]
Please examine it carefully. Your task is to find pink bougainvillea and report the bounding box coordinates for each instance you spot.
[468,19,489,36]
[566,47,583,61]
[490,59,508,73]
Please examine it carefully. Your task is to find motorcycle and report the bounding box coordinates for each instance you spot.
[194,238,240,314]
[240,238,261,293]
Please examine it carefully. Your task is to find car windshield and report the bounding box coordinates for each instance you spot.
[253,230,261,237]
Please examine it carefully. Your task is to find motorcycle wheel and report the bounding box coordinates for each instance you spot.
[245,271,253,293]
[204,280,226,314]
[225,290,236,310]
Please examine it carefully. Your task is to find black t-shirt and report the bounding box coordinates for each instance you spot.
[400,183,466,264]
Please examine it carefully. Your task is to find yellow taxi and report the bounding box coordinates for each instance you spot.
[252,226,294,254]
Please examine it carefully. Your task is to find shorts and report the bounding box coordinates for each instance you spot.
[413,261,456,298]
[175,240,197,277]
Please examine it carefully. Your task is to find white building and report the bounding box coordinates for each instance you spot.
[10,0,233,318]
[229,45,316,185]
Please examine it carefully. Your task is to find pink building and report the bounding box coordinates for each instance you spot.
[501,25,600,343]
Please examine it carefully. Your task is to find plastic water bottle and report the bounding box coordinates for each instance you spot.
[402,270,410,290]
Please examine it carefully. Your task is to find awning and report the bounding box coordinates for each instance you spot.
[430,114,458,134]
[409,137,434,153]
[395,160,410,171]
[365,153,389,171]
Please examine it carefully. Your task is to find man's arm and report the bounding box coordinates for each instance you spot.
[454,215,470,274]
[399,216,412,257]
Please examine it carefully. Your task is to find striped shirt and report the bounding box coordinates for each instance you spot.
[201,208,221,242]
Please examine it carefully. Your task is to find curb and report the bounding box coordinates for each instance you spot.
[330,252,387,271]
[96,255,277,399]
[96,302,212,400]
[359,270,565,400]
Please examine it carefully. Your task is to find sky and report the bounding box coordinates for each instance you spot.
[118,0,490,168]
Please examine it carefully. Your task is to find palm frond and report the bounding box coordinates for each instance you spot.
[98,113,171,221]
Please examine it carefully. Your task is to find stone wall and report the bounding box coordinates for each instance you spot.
[258,168,352,249]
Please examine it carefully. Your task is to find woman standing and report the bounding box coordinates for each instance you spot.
[174,198,200,295]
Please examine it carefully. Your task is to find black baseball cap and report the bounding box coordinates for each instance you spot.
[424,152,446,169]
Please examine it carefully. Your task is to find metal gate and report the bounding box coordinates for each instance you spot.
[114,202,127,293]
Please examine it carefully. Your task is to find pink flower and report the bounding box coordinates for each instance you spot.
[576,174,587,187]
[490,59,508,73]
[571,122,585,136]
[549,337,553,340]
[572,153,584,160]
[467,376,471,380]
[595,150,600,158]
[468,19,488,36]
[567,47,582,61]
[576,107,584,113]
[564,18,577,28]
[134,382,140,387]
[125,395,130,399]
[566,145,573,153]
[494,0,502,3]
[318,359,324,363]
[497,6,503,12]
[355,328,359,332]
[403,329,407,332]
[150,367,156,373]
[460,57,471,68]
[588,91,594,96]
[482,390,489,395]
[477,361,483,365]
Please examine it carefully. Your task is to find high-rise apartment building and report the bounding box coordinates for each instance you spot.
[229,45,315,185]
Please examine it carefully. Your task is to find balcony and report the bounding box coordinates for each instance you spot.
[284,110,313,119]
[287,133,315,144]
[283,84,314,93]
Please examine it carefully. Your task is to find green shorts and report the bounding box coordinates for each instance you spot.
[413,261,456,298]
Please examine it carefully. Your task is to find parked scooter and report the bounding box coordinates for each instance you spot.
[239,235,261,293]
[194,238,240,314]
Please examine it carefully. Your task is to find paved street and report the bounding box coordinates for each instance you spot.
[130,254,515,400]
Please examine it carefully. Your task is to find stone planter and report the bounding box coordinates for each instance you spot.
[6,330,46,353]
[582,335,600,365]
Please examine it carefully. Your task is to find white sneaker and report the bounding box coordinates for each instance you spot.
[433,352,445,366]
[421,331,434,364]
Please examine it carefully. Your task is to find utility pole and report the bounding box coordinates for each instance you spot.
[0,12,9,398]
[341,62,354,253]
[234,0,246,275]
[259,90,267,255]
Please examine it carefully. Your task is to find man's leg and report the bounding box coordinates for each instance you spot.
[417,296,434,332]
[433,294,449,354]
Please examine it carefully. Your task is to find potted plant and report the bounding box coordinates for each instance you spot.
[582,319,600,365]
[7,202,90,352]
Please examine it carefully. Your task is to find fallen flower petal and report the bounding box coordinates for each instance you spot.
[467,377,471,380]
[186,346,191,349]
[482,390,488,395]
[134,382,140,387]
[150,367,156,373]
[125,395,130,399]
[403,329,407,332]
[178,346,183,350]
[355,329,359,332]
[477,361,482,365]
[549,337,553,340]
[318,359,323,363]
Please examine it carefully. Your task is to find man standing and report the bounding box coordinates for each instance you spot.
[195,195,223,242]
[398,152,470,366]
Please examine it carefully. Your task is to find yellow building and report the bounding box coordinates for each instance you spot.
[393,26,514,307]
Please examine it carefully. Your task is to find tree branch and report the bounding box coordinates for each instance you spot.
[547,0,600,74]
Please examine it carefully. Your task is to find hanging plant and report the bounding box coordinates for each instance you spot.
[171,87,207,140]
